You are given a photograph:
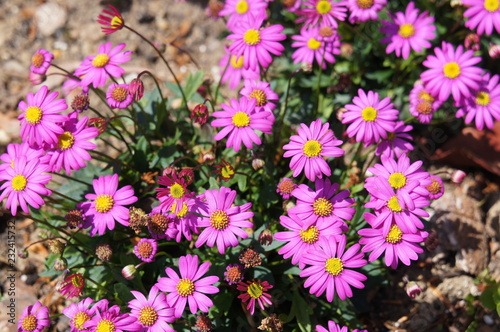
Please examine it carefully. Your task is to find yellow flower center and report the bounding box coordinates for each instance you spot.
[170,183,185,199]
[316,0,332,14]
[25,106,43,125]
[172,202,189,218]
[443,62,461,79]
[303,140,322,157]
[21,315,37,332]
[387,196,402,212]
[232,111,250,127]
[418,90,434,103]
[398,23,416,38]
[361,106,377,122]
[236,0,249,14]
[138,306,158,327]
[243,29,261,46]
[417,101,433,115]
[221,165,235,179]
[210,210,230,230]
[475,91,491,106]
[325,257,343,276]
[71,275,84,288]
[249,89,267,106]
[356,0,374,9]
[31,52,44,68]
[92,54,110,68]
[307,38,322,50]
[73,311,90,331]
[110,16,123,27]
[94,194,115,213]
[385,225,403,244]
[230,55,244,69]
[247,282,264,299]
[111,87,128,102]
[58,131,75,150]
[11,175,28,191]
[388,173,407,189]
[484,0,499,12]
[177,278,195,296]
[96,319,116,332]
[426,179,442,195]
[137,241,154,258]
[312,197,333,217]
[299,225,319,244]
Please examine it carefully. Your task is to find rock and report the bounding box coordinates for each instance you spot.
[35,2,67,37]
[436,275,480,303]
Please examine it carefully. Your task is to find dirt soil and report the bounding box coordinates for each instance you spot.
[1,1,500,332]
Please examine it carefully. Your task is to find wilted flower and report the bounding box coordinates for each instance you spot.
[224,264,245,285]
[195,313,215,332]
[54,257,68,271]
[95,243,113,262]
[65,209,85,229]
[239,247,262,268]
[97,4,125,35]
[405,281,422,298]
[58,273,85,298]
[464,33,480,51]
[47,239,65,255]
[71,93,90,113]
[258,313,284,332]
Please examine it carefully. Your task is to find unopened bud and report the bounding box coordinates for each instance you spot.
[18,249,29,259]
[29,72,46,85]
[405,281,422,299]
[301,62,313,73]
[54,257,68,271]
[425,231,439,251]
[128,78,144,102]
[258,229,273,246]
[489,44,500,59]
[464,33,480,51]
[191,104,209,125]
[203,152,215,164]
[450,170,466,184]
[122,264,137,280]
[252,158,265,171]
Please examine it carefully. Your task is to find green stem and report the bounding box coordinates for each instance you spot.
[275,68,303,147]
[51,190,80,204]
[54,172,92,187]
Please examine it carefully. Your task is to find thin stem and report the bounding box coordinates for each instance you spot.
[82,274,114,296]
[54,172,92,187]
[124,24,189,110]
[274,68,303,147]
[51,190,80,204]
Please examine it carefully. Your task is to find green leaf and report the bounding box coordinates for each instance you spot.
[184,70,205,101]
[479,287,495,310]
[237,174,247,192]
[287,290,312,332]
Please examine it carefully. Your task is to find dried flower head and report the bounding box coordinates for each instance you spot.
[129,207,150,234]
[224,264,245,285]
[258,313,284,332]
[195,313,215,332]
[65,209,85,229]
[71,93,90,112]
[95,242,113,262]
[54,257,68,271]
[239,247,262,268]
[47,239,65,255]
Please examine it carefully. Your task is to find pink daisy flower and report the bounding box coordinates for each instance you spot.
[227,15,286,71]
[63,297,99,332]
[195,186,253,254]
[425,174,444,200]
[456,73,500,130]
[78,173,138,236]
[18,301,50,332]
[342,89,399,146]
[462,0,500,35]
[408,81,442,124]
[211,97,273,152]
[58,273,85,298]
[0,142,48,173]
[134,238,158,263]
[219,0,268,30]
[347,0,386,23]
[30,49,54,75]
[237,280,273,315]
[291,27,341,69]
[380,2,436,59]
[421,42,483,103]
[156,172,194,215]
[147,213,179,241]
[317,320,368,332]
[300,235,367,301]
[97,4,125,35]
[106,83,133,109]
[83,302,139,332]
[155,254,219,318]
[276,177,297,199]
[0,156,51,216]
[359,213,428,269]
[47,113,99,174]
[283,118,345,182]
[365,153,431,211]
[274,213,343,268]
[296,0,348,29]
[288,178,355,229]
[219,48,260,89]
[18,85,68,147]
[375,121,414,158]
[74,42,132,88]
[128,286,176,332]
[240,79,279,120]
[364,179,430,235]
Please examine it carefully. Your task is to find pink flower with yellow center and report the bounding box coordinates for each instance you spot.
[462,0,500,35]
[347,0,386,24]
[78,173,138,236]
[18,301,50,332]
[106,83,133,109]
[97,4,125,35]
[219,0,268,30]
[30,49,54,75]
[58,273,85,298]
[134,238,158,263]
[291,27,341,68]
[155,254,219,318]
[283,118,345,182]
[296,0,348,29]
[237,280,273,315]
[219,47,260,89]
[195,186,253,254]
[128,286,175,332]
[63,297,98,332]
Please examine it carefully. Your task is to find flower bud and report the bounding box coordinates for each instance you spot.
[88,118,107,135]
[18,249,29,259]
[258,229,273,246]
[405,281,422,299]
[54,257,68,271]
[128,78,144,102]
[252,158,265,171]
[195,313,215,332]
[489,44,500,59]
[464,33,480,51]
[450,170,466,184]
[47,239,65,255]
[191,104,209,125]
[122,264,137,280]
[29,72,46,85]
